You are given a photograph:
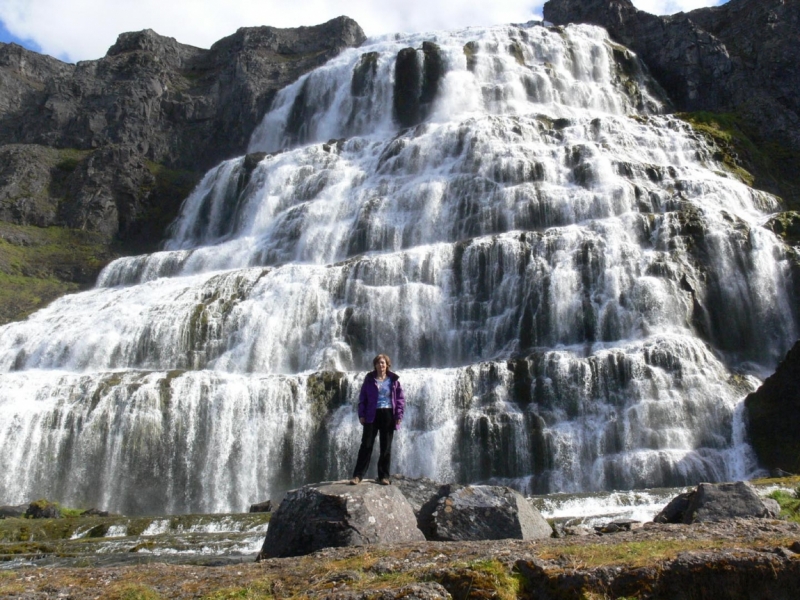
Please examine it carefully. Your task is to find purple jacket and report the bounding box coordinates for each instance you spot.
[358,370,405,430]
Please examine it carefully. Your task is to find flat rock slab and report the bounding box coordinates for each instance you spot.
[258,481,425,558]
[431,485,553,541]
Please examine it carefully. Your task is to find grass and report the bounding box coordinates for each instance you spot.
[0,221,114,324]
[106,583,164,600]
[766,486,800,523]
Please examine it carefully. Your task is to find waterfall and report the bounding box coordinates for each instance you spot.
[0,23,796,514]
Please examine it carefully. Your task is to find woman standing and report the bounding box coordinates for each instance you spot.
[350,354,405,485]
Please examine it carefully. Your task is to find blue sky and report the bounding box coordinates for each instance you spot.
[0,19,42,53]
[0,0,727,64]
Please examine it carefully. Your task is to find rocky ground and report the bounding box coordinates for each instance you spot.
[1,518,799,599]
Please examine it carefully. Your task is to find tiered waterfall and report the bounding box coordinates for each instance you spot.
[0,22,796,514]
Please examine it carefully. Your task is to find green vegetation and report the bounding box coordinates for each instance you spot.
[767,486,800,523]
[0,221,113,324]
[106,583,164,600]
[54,148,92,173]
[677,111,800,209]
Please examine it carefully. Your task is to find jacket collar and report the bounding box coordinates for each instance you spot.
[369,370,399,382]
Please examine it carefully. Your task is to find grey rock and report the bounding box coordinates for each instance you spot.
[763,498,782,519]
[249,500,273,513]
[653,491,693,523]
[660,481,778,524]
[257,480,425,559]
[390,474,455,539]
[431,485,553,541]
[0,17,365,246]
[0,503,28,518]
[595,519,642,534]
[745,341,800,475]
[25,499,62,519]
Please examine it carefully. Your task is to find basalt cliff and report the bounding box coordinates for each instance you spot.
[0,16,365,323]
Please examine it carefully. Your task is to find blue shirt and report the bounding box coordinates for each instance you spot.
[376,377,392,409]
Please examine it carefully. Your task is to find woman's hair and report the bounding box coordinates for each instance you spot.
[372,354,392,371]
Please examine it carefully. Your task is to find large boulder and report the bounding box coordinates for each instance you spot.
[390,474,454,539]
[745,341,800,475]
[654,482,780,524]
[430,485,553,541]
[257,481,425,559]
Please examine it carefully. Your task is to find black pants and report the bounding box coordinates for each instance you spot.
[352,408,395,480]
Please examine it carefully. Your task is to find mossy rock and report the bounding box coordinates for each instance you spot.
[765,211,800,246]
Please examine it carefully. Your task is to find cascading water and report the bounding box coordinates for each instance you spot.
[0,23,796,515]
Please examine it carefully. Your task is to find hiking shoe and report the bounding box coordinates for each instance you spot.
[379,478,390,486]
[349,477,361,485]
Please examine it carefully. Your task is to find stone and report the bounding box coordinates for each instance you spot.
[389,474,454,539]
[249,500,273,513]
[595,519,642,534]
[257,481,425,559]
[745,341,800,475]
[657,482,778,525]
[430,485,553,541]
[653,491,693,524]
[25,499,61,519]
[0,503,28,518]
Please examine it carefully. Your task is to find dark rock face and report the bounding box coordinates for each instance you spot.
[0,18,365,323]
[655,482,780,524]
[543,0,800,204]
[430,485,552,541]
[0,503,28,518]
[0,18,365,242]
[0,17,366,172]
[393,42,446,129]
[257,481,425,559]
[25,499,62,519]
[745,341,800,474]
[249,500,273,513]
[390,474,455,539]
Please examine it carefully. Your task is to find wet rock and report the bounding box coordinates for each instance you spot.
[746,341,800,474]
[81,508,110,517]
[656,481,779,524]
[249,500,273,513]
[0,503,27,518]
[431,485,553,541]
[257,481,425,559]
[25,499,62,519]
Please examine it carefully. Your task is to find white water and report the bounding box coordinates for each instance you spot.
[0,23,795,514]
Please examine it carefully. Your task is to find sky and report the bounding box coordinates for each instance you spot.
[0,0,727,64]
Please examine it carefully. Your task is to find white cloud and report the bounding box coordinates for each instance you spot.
[0,0,725,64]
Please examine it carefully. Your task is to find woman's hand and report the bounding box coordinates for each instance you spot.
[359,417,365,424]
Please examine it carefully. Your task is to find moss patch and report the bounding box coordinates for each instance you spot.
[0,221,115,324]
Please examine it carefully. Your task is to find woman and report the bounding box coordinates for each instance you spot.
[349,354,405,485]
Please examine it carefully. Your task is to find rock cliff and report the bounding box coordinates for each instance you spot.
[543,0,800,206]
[0,17,365,323]
[746,341,800,474]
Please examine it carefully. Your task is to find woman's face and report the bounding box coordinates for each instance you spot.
[375,357,388,376]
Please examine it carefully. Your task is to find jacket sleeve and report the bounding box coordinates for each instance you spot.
[358,376,368,419]
[394,380,405,422]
